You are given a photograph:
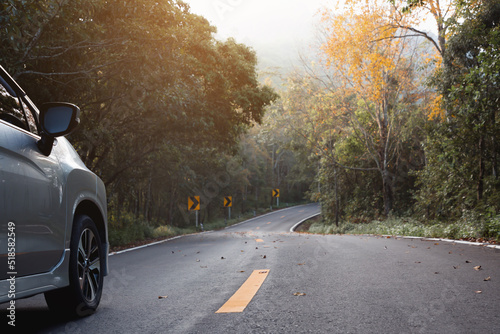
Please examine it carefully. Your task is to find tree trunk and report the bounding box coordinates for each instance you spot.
[334,166,340,227]
[478,135,485,201]
[382,169,393,216]
[144,174,152,221]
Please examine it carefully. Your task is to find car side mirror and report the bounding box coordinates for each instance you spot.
[37,102,80,156]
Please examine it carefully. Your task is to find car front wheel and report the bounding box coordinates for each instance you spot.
[45,214,104,317]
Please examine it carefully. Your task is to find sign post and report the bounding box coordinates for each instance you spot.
[224,196,232,220]
[188,196,200,227]
[272,189,280,207]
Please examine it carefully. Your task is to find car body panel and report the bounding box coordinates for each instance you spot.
[0,121,66,279]
[0,65,108,304]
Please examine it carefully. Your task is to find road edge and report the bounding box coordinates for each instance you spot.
[289,212,322,233]
[288,213,500,250]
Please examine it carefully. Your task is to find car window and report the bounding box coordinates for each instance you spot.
[0,80,38,134]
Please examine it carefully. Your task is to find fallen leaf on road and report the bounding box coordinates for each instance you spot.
[158,296,168,299]
[298,263,305,265]
[474,265,482,271]
[475,290,482,294]
[466,260,471,263]
[415,261,421,263]
[293,292,306,296]
[200,266,207,268]
[484,276,491,281]
[453,265,460,269]
[262,255,267,259]
[221,257,226,260]
[434,243,439,245]
[196,259,200,262]
[239,270,245,273]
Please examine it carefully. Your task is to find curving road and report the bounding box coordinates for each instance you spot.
[2,203,500,333]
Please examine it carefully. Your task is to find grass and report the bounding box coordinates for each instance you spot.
[305,215,500,244]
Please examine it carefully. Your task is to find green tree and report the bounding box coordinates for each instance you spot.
[415,0,500,219]
[1,0,277,226]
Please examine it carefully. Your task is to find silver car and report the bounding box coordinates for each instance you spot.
[0,65,108,317]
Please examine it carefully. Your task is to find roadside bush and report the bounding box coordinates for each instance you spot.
[308,214,499,243]
[108,213,155,247]
[484,216,500,241]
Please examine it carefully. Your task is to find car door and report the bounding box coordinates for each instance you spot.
[0,78,66,280]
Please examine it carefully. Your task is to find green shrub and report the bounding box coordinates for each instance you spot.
[108,213,155,247]
[484,216,500,241]
[307,214,499,242]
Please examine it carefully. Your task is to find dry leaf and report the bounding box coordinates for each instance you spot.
[293,292,306,296]
[200,266,207,268]
[196,259,200,262]
[297,263,305,266]
[474,265,482,271]
[466,260,471,263]
[434,243,439,245]
[262,255,267,259]
[475,290,482,294]
[415,261,421,263]
[484,276,491,281]
[221,257,226,260]
[158,295,168,299]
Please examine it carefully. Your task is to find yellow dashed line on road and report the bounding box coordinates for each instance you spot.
[216,269,270,313]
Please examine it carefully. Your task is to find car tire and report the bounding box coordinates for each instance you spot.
[45,214,104,318]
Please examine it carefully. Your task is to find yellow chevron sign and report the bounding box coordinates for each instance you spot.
[224,196,232,207]
[188,196,200,211]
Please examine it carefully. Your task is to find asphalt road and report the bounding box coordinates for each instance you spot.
[2,203,500,333]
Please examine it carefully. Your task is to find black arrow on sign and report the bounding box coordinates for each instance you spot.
[189,196,200,211]
[224,196,232,207]
[273,189,279,198]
